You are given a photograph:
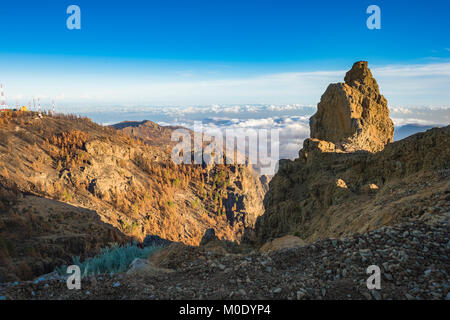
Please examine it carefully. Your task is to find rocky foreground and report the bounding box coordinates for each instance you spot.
[1,212,448,300]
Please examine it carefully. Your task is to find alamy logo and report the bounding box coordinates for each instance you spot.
[66,5,81,30]
[66,265,81,290]
[366,5,381,30]
[366,265,381,290]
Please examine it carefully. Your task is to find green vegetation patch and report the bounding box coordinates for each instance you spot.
[56,242,161,277]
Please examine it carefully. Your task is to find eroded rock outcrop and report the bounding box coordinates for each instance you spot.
[255,62,450,245]
[309,61,394,153]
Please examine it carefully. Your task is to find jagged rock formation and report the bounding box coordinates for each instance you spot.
[255,62,450,244]
[310,61,394,153]
[199,228,218,246]
[114,120,266,230]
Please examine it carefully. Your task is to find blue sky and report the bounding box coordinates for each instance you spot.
[0,0,449,107]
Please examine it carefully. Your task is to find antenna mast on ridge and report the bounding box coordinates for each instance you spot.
[0,84,7,109]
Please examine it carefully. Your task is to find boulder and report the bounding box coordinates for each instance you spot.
[127,257,173,275]
[142,235,174,248]
[127,258,149,274]
[199,228,219,246]
[259,235,307,253]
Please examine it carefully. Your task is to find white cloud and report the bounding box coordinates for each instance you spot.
[391,118,437,127]
[390,107,412,114]
[175,115,311,161]
[373,62,450,77]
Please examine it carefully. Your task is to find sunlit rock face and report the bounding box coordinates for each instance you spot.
[309,61,394,153]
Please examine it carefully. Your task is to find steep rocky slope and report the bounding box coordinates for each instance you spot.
[0,112,265,280]
[111,120,267,228]
[0,184,129,282]
[255,62,450,244]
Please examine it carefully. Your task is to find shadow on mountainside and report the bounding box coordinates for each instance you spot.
[0,184,130,282]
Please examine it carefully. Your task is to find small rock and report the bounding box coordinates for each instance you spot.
[405,293,415,300]
[384,273,393,281]
[296,290,307,300]
[371,290,382,300]
[128,258,149,273]
[362,292,372,300]
[200,228,218,246]
[430,292,442,298]
[142,235,173,247]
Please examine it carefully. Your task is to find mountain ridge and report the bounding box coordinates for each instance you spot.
[0,112,265,281]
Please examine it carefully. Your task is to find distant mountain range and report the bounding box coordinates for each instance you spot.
[394,124,443,141]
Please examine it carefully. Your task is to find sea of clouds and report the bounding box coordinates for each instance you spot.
[79,104,448,161]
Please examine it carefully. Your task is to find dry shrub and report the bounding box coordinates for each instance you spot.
[1,167,9,179]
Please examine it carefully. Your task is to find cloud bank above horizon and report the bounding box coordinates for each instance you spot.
[1,60,450,109]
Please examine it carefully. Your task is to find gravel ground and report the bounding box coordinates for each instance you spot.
[1,215,449,301]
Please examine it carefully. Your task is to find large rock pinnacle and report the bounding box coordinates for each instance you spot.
[309,61,394,153]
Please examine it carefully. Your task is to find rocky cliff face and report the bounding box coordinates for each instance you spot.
[255,62,450,244]
[0,114,265,280]
[113,120,266,230]
[310,61,394,153]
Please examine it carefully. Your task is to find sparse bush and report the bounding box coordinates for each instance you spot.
[56,243,161,277]
[167,200,174,208]
[62,189,72,201]
[1,167,9,180]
